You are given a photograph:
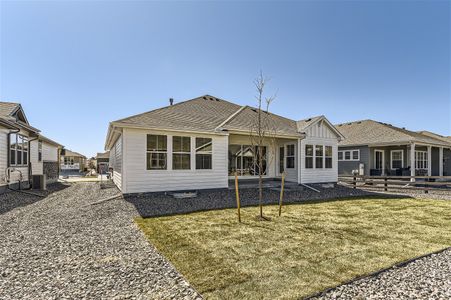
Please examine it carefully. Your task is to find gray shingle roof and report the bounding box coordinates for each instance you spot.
[296,116,323,132]
[418,131,451,145]
[113,95,241,133]
[336,120,451,147]
[0,102,19,118]
[221,106,301,136]
[64,149,86,158]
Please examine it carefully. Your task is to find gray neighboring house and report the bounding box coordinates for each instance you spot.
[336,120,451,177]
[96,151,109,174]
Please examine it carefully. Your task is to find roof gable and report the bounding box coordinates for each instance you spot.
[297,116,344,139]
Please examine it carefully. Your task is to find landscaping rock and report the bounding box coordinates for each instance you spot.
[312,249,451,300]
[0,182,201,300]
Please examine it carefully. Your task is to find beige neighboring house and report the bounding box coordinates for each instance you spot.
[104,95,344,194]
[96,151,109,174]
[0,101,64,193]
[60,149,87,173]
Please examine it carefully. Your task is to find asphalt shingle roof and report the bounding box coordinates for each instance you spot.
[0,102,19,118]
[114,95,241,133]
[336,120,450,147]
[296,116,323,132]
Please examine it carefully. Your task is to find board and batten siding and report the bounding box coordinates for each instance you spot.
[121,128,228,193]
[299,121,340,184]
[109,135,123,191]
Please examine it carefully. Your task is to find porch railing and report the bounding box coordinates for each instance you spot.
[339,175,451,193]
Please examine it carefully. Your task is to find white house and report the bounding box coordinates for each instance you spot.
[104,95,344,194]
[0,101,63,192]
[30,135,63,183]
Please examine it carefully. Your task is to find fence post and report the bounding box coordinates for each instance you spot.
[235,172,241,223]
[425,177,429,194]
[384,177,388,192]
[353,176,356,189]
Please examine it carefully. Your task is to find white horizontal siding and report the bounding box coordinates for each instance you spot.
[30,140,43,175]
[0,128,8,184]
[110,135,122,190]
[43,142,58,162]
[123,128,228,193]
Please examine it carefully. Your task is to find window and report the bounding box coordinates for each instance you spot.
[9,134,28,166]
[279,146,284,173]
[146,135,167,170]
[315,145,324,168]
[305,144,313,169]
[64,157,74,165]
[228,145,267,175]
[286,144,295,169]
[325,146,333,168]
[172,136,191,170]
[338,149,360,161]
[352,150,359,160]
[196,137,212,169]
[415,150,428,170]
[390,150,403,169]
[38,141,42,162]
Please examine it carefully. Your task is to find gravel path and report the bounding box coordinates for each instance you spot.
[0,182,200,300]
[312,248,451,300]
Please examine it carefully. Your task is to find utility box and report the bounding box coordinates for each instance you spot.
[32,175,47,190]
[359,163,365,176]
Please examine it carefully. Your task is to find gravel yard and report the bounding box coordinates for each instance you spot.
[313,248,451,300]
[126,183,378,217]
[0,182,200,300]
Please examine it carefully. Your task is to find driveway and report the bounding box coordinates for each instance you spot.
[0,182,200,299]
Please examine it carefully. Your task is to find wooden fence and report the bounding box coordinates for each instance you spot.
[339,175,451,193]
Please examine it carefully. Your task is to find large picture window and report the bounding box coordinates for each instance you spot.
[9,134,28,166]
[173,136,191,170]
[196,137,212,170]
[315,145,324,169]
[286,144,295,169]
[228,144,267,176]
[415,150,428,170]
[325,146,333,169]
[305,145,313,169]
[146,135,167,170]
[391,150,403,169]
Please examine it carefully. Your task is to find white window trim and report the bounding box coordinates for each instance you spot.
[172,136,191,170]
[286,144,295,169]
[146,135,168,170]
[415,150,428,170]
[9,134,29,167]
[390,150,404,170]
[374,149,385,172]
[305,144,314,169]
[315,145,324,169]
[338,149,360,161]
[325,145,333,169]
[195,137,213,170]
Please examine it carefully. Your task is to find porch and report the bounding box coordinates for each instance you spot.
[368,143,448,178]
[227,134,300,183]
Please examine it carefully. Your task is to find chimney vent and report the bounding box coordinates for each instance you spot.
[169,98,174,105]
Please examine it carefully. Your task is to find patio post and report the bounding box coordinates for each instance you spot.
[439,147,443,176]
[427,146,432,177]
[410,143,415,182]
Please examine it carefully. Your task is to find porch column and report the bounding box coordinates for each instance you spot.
[427,146,432,177]
[439,147,443,176]
[410,143,415,182]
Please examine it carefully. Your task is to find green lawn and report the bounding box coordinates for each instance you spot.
[136,198,451,300]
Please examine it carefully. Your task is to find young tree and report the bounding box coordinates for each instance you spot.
[250,71,277,220]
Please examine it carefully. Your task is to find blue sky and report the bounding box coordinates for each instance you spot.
[1,1,450,157]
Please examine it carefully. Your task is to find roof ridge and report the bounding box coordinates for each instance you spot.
[113,94,240,124]
[335,119,373,126]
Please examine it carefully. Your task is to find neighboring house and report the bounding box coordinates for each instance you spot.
[30,135,64,183]
[336,120,451,177]
[0,101,64,192]
[60,149,87,173]
[104,95,344,193]
[96,151,109,174]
